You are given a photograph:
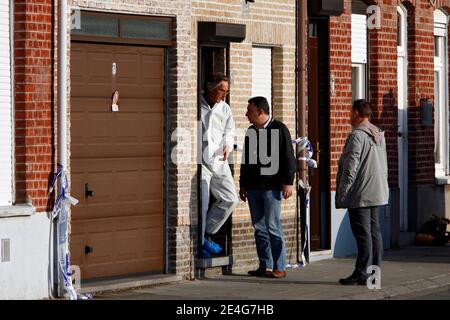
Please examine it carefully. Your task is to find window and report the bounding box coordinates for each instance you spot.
[351,12,368,101]
[434,9,449,176]
[252,47,272,116]
[71,11,172,46]
[0,0,13,205]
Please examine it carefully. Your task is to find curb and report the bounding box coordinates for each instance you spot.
[343,273,450,300]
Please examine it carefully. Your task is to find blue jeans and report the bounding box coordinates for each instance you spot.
[247,189,286,271]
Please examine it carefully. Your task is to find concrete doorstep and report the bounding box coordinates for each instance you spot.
[79,274,183,296]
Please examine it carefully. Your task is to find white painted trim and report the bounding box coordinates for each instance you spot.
[352,63,366,101]
[0,203,35,218]
[397,6,407,57]
[351,14,367,64]
[434,9,449,177]
[397,5,409,232]
[0,0,12,206]
[9,0,15,204]
[435,176,450,185]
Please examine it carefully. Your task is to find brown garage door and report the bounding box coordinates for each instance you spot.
[70,42,164,279]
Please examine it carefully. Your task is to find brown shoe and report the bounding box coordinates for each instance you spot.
[268,270,287,278]
[248,269,270,277]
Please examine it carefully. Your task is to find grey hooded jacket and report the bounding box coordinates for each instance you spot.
[335,121,389,209]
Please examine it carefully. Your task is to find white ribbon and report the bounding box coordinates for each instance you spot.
[298,179,311,267]
[60,256,77,300]
[293,137,315,167]
[49,164,84,299]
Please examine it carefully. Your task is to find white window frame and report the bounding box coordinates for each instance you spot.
[0,0,14,206]
[352,63,366,101]
[434,9,449,177]
[351,13,368,102]
[397,5,409,231]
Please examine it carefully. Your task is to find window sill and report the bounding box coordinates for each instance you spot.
[0,203,35,218]
[435,176,450,185]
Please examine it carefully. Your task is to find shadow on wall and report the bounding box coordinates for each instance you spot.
[332,208,357,258]
[332,203,391,258]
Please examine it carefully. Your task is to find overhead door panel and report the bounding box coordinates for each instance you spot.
[70,42,164,279]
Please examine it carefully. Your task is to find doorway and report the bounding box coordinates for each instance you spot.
[197,43,233,264]
[307,18,331,251]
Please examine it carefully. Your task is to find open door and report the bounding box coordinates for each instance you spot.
[196,22,245,271]
[307,18,331,251]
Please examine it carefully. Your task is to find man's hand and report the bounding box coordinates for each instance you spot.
[222,145,232,161]
[239,188,247,202]
[282,185,293,200]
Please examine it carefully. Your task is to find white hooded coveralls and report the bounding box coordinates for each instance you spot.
[200,96,239,245]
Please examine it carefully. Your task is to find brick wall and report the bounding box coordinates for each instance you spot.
[14,0,54,212]
[69,0,195,278]
[192,0,297,271]
[329,0,439,190]
[329,0,352,191]
[368,3,399,188]
[66,0,297,277]
[404,0,435,185]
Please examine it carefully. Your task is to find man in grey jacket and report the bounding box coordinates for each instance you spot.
[335,99,389,285]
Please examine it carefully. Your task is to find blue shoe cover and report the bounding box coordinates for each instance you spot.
[203,240,223,254]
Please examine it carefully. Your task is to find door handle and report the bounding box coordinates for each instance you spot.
[85,245,94,254]
[85,183,94,198]
[397,131,402,137]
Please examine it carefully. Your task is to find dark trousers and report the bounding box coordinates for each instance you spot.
[348,206,383,277]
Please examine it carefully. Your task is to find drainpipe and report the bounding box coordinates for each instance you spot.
[56,0,68,297]
[296,0,308,263]
[298,1,307,180]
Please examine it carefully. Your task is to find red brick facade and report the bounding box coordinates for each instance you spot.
[368,3,399,188]
[8,0,450,284]
[329,0,353,190]
[330,0,444,191]
[403,1,435,186]
[14,0,54,212]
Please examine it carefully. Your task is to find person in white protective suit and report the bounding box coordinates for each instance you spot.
[200,72,239,258]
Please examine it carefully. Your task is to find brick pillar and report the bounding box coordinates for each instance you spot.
[329,0,352,191]
[368,2,398,188]
[14,0,54,212]
[404,1,435,186]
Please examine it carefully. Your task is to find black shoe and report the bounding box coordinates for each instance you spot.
[248,269,270,277]
[339,274,367,285]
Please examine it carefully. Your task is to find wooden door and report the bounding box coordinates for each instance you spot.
[308,35,321,251]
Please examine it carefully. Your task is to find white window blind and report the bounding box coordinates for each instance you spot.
[252,47,272,115]
[434,10,447,37]
[351,14,367,64]
[0,1,12,205]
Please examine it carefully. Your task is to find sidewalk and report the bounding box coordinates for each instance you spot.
[93,245,450,300]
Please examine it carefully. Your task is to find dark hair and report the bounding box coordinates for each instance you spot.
[206,72,229,91]
[248,96,270,115]
[352,99,372,117]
